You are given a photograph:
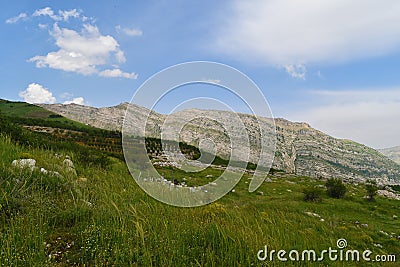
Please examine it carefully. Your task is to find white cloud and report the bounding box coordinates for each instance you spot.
[38,23,48,29]
[284,64,306,80]
[32,7,81,22]
[63,97,85,105]
[60,92,73,99]
[115,25,143,36]
[99,68,138,79]
[6,13,27,24]
[33,7,59,20]
[29,23,125,75]
[218,1,400,67]
[58,9,81,21]
[19,83,57,104]
[286,89,400,149]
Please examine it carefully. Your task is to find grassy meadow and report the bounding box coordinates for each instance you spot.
[0,132,399,266]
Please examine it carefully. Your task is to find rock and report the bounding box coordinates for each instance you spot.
[12,159,36,171]
[63,159,76,175]
[305,211,321,218]
[40,167,48,174]
[63,159,74,169]
[377,190,400,200]
[264,178,272,182]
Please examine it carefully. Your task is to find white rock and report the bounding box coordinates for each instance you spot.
[377,190,400,200]
[12,159,36,171]
[63,159,74,169]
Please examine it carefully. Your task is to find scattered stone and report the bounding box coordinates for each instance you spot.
[305,211,321,218]
[12,159,36,171]
[63,159,74,169]
[257,191,264,196]
[373,243,383,248]
[379,230,389,236]
[63,159,77,175]
[264,178,272,182]
[40,167,48,174]
[361,223,369,228]
[377,190,400,200]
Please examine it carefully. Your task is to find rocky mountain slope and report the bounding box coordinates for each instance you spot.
[38,103,400,183]
[379,146,400,165]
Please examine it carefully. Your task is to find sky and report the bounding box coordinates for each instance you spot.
[1,0,400,149]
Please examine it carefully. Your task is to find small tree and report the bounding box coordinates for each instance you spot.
[303,187,323,202]
[326,178,346,199]
[365,180,378,202]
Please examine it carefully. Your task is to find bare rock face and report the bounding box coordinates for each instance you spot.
[38,103,400,183]
[378,146,400,165]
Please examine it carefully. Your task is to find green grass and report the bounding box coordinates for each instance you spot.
[0,134,399,266]
[0,99,93,131]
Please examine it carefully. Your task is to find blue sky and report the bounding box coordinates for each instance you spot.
[1,0,400,149]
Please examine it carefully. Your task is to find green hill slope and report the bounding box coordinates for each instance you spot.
[0,99,399,266]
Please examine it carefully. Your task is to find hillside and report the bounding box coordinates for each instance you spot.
[0,117,399,265]
[379,146,400,165]
[39,102,400,184]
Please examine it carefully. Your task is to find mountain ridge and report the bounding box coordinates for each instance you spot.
[379,146,400,165]
[37,102,400,184]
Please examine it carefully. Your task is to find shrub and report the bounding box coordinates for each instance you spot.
[303,187,323,202]
[325,178,346,198]
[365,180,378,201]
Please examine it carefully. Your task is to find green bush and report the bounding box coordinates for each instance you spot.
[365,180,378,201]
[303,186,323,202]
[325,178,346,199]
